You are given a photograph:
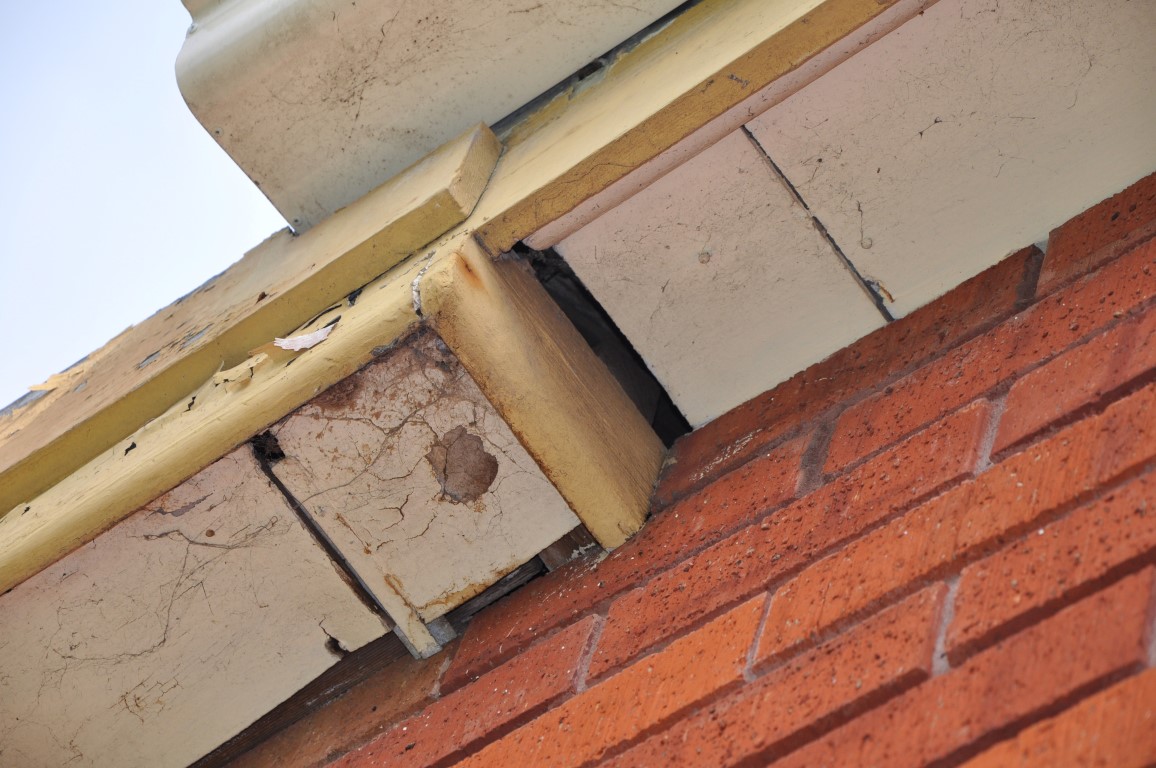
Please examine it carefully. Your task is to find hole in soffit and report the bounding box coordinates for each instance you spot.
[514,243,691,447]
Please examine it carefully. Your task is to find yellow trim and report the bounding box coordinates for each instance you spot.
[472,0,905,253]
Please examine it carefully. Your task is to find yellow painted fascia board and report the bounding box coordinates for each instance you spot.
[472,0,912,253]
[0,125,500,515]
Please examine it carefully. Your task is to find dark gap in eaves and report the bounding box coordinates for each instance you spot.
[444,558,546,635]
[513,243,691,447]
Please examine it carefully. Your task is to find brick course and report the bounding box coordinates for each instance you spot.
[948,469,1156,663]
[459,598,763,768]
[605,586,943,768]
[958,668,1156,768]
[1039,171,1156,293]
[589,403,987,679]
[761,380,1156,664]
[772,570,1154,768]
[995,302,1156,455]
[331,618,596,768]
[231,173,1156,768]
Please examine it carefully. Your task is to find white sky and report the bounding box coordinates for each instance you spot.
[0,2,287,409]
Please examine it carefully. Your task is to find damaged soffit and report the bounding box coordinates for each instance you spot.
[175,0,685,230]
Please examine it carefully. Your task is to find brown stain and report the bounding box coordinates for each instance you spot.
[425,426,499,504]
[309,374,366,414]
[456,252,484,289]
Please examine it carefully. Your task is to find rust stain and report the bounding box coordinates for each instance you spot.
[425,426,498,504]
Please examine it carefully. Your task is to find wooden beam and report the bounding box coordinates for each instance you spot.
[472,0,919,254]
[0,124,500,515]
[524,0,938,250]
[421,237,665,548]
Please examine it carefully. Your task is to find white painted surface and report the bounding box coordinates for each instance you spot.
[176,0,683,229]
[524,0,939,251]
[0,449,385,768]
[269,331,580,622]
[748,0,1156,317]
[556,130,885,426]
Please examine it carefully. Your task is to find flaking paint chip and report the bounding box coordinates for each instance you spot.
[274,324,334,351]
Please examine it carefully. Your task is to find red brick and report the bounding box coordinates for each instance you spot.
[825,238,1156,472]
[603,585,943,768]
[995,303,1156,454]
[772,570,1155,768]
[589,403,988,678]
[653,430,807,540]
[457,597,763,768]
[1040,170,1156,294]
[948,469,1156,663]
[959,668,1156,768]
[656,247,1039,505]
[761,382,1156,663]
[332,617,595,768]
[440,557,603,692]
[444,434,805,691]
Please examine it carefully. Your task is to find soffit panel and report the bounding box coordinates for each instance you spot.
[747,0,1156,318]
[556,129,886,427]
[0,448,385,768]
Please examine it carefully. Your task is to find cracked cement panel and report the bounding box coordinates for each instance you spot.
[0,448,385,768]
[747,0,1156,318]
[267,329,580,622]
[176,0,684,229]
[555,129,885,427]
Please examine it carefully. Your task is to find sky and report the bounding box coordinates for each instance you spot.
[0,2,287,409]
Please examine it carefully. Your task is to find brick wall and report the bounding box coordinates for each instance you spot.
[232,171,1156,767]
